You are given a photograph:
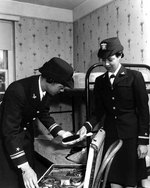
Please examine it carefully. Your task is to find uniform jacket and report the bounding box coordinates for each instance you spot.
[0,75,62,168]
[85,65,149,145]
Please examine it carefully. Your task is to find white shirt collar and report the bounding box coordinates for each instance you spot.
[108,63,121,78]
[38,76,46,100]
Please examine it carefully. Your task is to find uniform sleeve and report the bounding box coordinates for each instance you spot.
[134,71,150,145]
[1,84,28,167]
[37,94,62,137]
[84,77,105,132]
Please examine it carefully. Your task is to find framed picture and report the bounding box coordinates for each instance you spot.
[0,69,7,94]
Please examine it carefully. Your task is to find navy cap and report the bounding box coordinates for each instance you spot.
[39,57,74,89]
[98,37,124,59]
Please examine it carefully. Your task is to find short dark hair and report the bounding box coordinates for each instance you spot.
[38,57,74,88]
[115,51,124,58]
[41,74,57,84]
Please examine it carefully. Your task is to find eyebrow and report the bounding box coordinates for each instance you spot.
[107,57,114,61]
[101,57,114,62]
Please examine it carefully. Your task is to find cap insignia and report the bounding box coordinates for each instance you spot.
[120,72,125,75]
[101,43,107,50]
[16,147,20,151]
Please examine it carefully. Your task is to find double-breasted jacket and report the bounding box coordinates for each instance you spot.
[0,76,62,174]
[85,65,149,145]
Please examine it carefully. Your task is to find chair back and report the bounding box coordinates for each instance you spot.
[93,139,123,188]
[83,128,105,188]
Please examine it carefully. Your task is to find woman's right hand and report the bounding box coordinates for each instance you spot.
[76,126,87,140]
[21,163,39,188]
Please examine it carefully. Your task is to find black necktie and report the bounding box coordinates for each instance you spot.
[109,74,115,85]
[110,74,115,79]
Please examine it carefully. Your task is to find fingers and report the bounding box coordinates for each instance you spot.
[63,131,73,138]
[24,178,34,188]
[24,176,39,188]
[137,145,148,159]
[22,168,39,188]
[76,132,93,143]
[33,176,39,188]
[57,130,73,138]
[77,126,87,138]
[138,151,148,159]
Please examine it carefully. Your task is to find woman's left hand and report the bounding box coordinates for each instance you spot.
[57,130,73,138]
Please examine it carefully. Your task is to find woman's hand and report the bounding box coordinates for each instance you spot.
[76,126,87,140]
[137,145,148,159]
[21,163,39,188]
[57,130,73,138]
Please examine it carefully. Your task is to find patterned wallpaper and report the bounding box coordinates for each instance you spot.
[14,0,150,133]
[73,0,150,73]
[15,17,73,79]
[15,17,74,132]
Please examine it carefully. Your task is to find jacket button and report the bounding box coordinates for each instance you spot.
[23,127,27,131]
[37,111,40,113]
[112,97,115,100]
[115,116,117,119]
[113,107,116,110]
[33,118,36,120]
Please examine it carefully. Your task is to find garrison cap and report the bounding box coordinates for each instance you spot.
[39,57,74,89]
[98,37,124,59]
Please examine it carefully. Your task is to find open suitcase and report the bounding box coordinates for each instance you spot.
[38,128,105,188]
[38,163,86,187]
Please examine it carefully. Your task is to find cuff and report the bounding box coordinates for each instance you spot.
[48,123,62,137]
[83,121,92,133]
[10,150,27,166]
[138,136,149,145]
[18,162,29,169]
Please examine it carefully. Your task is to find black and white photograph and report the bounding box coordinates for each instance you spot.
[0,0,150,188]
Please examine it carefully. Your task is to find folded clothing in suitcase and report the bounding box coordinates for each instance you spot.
[38,164,86,187]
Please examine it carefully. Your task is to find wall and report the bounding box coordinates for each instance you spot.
[14,16,74,132]
[73,0,150,72]
[15,17,73,79]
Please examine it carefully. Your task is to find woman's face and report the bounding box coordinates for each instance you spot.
[100,54,121,73]
[46,83,65,96]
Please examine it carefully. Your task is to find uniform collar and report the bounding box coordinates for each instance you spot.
[108,63,121,78]
[38,76,46,101]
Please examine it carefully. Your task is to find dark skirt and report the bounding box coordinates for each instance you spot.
[103,137,147,187]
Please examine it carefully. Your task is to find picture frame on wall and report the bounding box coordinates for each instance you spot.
[0,69,7,94]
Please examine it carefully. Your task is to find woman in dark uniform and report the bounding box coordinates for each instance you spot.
[0,57,74,188]
[77,37,149,188]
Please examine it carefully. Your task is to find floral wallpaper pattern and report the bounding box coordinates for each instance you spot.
[15,17,74,132]
[73,0,150,73]
[15,17,73,79]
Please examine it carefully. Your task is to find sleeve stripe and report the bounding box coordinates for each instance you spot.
[10,151,25,159]
[49,123,59,132]
[138,136,149,139]
[86,121,93,129]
